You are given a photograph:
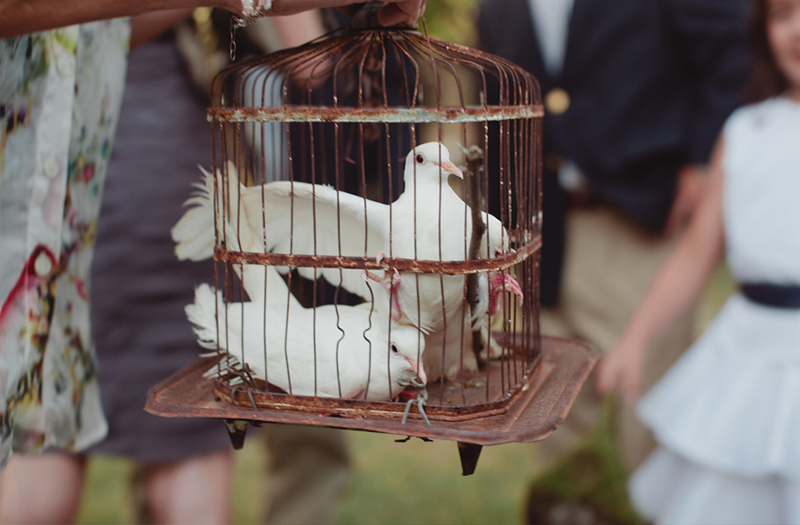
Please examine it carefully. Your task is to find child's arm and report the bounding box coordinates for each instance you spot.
[597,138,727,403]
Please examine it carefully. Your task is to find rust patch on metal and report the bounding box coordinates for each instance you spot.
[213,236,541,275]
[144,336,598,446]
[213,355,537,422]
[207,105,545,124]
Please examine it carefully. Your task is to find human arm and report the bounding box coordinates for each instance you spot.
[129,6,324,59]
[663,163,709,236]
[130,9,195,50]
[596,138,726,402]
[270,8,326,48]
[0,0,240,38]
[330,0,426,26]
[0,0,426,39]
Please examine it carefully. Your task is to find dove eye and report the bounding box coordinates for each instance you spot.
[415,154,424,164]
[391,344,399,354]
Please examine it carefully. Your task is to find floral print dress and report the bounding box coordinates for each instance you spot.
[0,19,130,467]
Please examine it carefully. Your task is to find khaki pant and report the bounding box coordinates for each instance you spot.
[538,208,695,471]
[262,425,351,525]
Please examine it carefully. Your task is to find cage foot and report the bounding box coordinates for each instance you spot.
[457,442,483,476]
[225,419,249,450]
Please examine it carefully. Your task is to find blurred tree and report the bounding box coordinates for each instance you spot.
[420,0,478,46]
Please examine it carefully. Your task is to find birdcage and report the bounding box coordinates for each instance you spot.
[147,7,596,475]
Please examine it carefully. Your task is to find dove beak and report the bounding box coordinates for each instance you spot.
[405,357,428,385]
[437,160,463,179]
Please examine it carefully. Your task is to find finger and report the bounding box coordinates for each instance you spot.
[596,368,608,395]
[597,380,614,397]
[595,362,615,396]
[399,0,426,17]
[377,4,409,26]
[336,5,361,17]
[621,376,641,405]
[377,2,421,26]
[623,390,639,406]
[663,198,682,237]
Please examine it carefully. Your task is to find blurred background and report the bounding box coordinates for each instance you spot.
[75,4,738,523]
[76,266,734,525]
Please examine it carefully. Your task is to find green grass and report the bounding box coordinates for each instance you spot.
[231,433,269,525]
[77,457,131,524]
[77,432,538,525]
[335,434,538,525]
[77,265,736,525]
[524,397,647,525]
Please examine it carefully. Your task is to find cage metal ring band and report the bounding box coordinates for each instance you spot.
[207,105,544,124]
[213,239,540,276]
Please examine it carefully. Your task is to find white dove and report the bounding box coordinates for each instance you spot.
[186,280,426,401]
[179,167,427,401]
[255,143,522,380]
[172,144,522,381]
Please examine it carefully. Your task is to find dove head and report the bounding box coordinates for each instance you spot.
[383,324,427,398]
[404,142,463,190]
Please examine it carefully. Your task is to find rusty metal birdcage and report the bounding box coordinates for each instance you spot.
[147,7,596,475]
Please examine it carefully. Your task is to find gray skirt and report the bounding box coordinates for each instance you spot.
[89,36,229,462]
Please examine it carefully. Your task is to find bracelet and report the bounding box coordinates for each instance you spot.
[233,0,273,27]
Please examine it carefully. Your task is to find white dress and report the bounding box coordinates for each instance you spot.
[629,96,800,525]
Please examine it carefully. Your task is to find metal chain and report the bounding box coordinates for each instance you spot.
[229,16,237,61]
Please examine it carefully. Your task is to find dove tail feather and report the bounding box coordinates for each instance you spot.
[188,284,255,383]
[187,285,241,382]
[172,169,216,261]
[185,283,224,350]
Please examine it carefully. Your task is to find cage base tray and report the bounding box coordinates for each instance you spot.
[146,336,597,447]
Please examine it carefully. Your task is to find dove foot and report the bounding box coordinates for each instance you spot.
[479,327,504,361]
[439,349,479,382]
[397,387,417,402]
[489,273,524,316]
[362,268,403,321]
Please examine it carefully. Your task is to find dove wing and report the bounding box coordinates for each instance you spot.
[243,181,389,301]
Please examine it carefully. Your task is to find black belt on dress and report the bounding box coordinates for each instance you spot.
[740,283,800,308]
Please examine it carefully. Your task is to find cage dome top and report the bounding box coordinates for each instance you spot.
[208,21,543,124]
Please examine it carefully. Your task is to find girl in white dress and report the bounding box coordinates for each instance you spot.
[597,0,800,523]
